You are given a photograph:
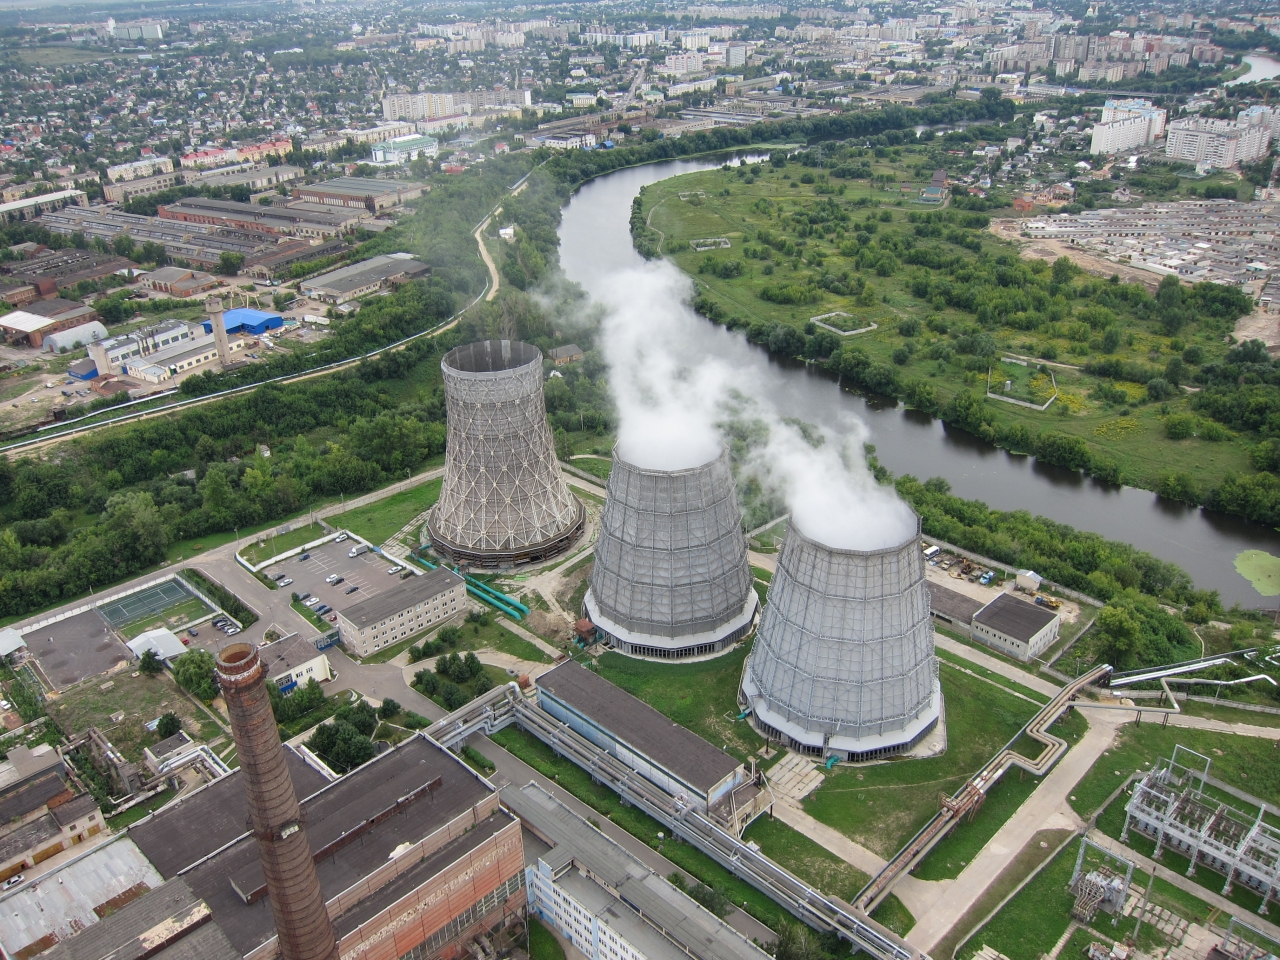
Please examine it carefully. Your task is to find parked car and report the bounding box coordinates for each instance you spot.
[181,637,190,646]
[345,585,359,594]
[325,574,339,584]
[331,576,344,585]
[188,629,198,638]
[5,875,24,889]
[387,565,403,575]
[0,700,11,711]
[299,553,311,561]
[979,571,994,585]
[278,577,293,587]
[335,533,349,543]
[225,628,240,636]
[315,604,331,615]
[327,614,338,622]
[272,572,286,581]
[298,592,311,602]
[304,598,320,607]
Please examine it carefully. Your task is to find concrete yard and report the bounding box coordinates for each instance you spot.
[32,609,133,691]
[260,538,406,621]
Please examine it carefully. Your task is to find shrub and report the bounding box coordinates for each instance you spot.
[897,317,921,337]
[1164,414,1195,440]
[1147,377,1177,401]
[139,650,164,675]
[156,713,181,739]
[377,698,401,720]
[414,670,440,696]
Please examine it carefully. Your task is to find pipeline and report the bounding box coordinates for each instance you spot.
[410,552,525,620]
[465,584,524,620]
[464,575,530,616]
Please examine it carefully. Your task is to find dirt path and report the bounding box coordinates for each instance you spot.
[989,220,1163,290]
[1235,309,1280,351]
[476,217,500,302]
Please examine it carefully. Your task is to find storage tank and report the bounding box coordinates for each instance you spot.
[428,340,584,567]
[584,446,757,659]
[740,517,939,761]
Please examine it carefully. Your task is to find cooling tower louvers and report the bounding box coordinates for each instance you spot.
[216,643,339,960]
[428,340,585,567]
[584,446,758,660]
[740,518,940,762]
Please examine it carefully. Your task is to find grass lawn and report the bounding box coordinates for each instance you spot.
[1065,718,1280,821]
[958,836,1079,960]
[114,595,214,639]
[46,672,219,763]
[239,522,326,567]
[450,617,556,663]
[595,645,766,766]
[292,599,331,631]
[331,478,443,547]
[643,161,1258,497]
[935,647,1050,704]
[528,918,566,960]
[1179,699,1280,728]
[570,456,612,481]
[804,663,1040,858]
[912,771,1041,881]
[489,725,788,931]
[568,484,605,507]
[106,789,176,830]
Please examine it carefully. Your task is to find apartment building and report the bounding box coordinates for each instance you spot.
[1166,116,1272,167]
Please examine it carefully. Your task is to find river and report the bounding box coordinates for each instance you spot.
[557,155,1280,608]
[1228,54,1280,85]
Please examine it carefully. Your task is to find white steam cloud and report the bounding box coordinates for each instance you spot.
[595,260,916,551]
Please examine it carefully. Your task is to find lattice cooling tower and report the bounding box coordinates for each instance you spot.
[428,340,584,567]
[740,518,940,762]
[584,446,758,660]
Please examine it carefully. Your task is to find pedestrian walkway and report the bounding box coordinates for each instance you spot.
[768,752,826,802]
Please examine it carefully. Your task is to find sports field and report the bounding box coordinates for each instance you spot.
[98,580,214,639]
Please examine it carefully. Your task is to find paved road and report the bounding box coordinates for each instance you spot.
[469,731,777,946]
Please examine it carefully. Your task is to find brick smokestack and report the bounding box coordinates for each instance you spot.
[216,643,338,960]
[205,295,232,365]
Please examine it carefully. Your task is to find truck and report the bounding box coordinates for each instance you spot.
[1035,595,1063,609]
[348,544,369,558]
[922,545,941,560]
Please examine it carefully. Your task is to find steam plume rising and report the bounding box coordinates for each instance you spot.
[596,260,914,551]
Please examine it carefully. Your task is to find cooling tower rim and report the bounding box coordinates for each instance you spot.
[442,339,542,378]
[610,441,726,477]
[787,512,922,558]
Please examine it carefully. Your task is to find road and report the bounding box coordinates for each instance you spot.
[476,218,501,302]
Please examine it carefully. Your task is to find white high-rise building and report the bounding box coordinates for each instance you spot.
[1091,115,1157,154]
[1101,98,1166,137]
[1166,116,1272,168]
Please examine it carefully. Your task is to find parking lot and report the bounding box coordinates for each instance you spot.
[32,610,134,691]
[261,538,407,621]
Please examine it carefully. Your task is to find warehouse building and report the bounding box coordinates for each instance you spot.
[42,320,108,354]
[335,567,466,657]
[5,249,136,290]
[371,134,440,165]
[0,744,104,884]
[970,592,1060,661]
[124,331,250,383]
[200,307,283,336]
[506,781,771,960]
[88,319,195,375]
[536,661,749,816]
[138,266,219,296]
[158,197,356,239]
[0,308,94,347]
[292,177,426,213]
[301,253,430,304]
[242,237,348,280]
[103,171,182,203]
[927,582,985,638]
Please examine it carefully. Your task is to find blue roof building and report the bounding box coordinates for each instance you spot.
[202,308,283,337]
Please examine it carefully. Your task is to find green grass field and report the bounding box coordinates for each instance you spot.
[642,162,1257,495]
[595,646,766,765]
[804,663,1040,857]
[331,478,443,547]
[528,918,565,960]
[239,523,326,567]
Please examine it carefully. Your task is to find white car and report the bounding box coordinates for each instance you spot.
[325,574,339,584]
[0,700,10,711]
[335,533,349,543]
[278,577,293,587]
[225,627,240,636]
[387,566,403,575]
[304,597,320,607]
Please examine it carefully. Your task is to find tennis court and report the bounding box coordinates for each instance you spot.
[99,581,197,627]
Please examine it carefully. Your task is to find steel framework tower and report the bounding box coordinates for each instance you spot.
[428,340,584,567]
[740,518,940,762]
[216,643,338,960]
[584,446,757,659]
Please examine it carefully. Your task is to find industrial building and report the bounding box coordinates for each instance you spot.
[1122,749,1279,913]
[158,197,358,240]
[104,171,182,203]
[536,661,766,830]
[927,582,985,638]
[243,238,348,280]
[300,254,431,304]
[88,319,196,376]
[123,332,249,383]
[507,781,772,960]
[740,520,941,762]
[259,636,332,693]
[200,307,284,336]
[0,189,87,221]
[42,320,107,354]
[291,177,426,213]
[970,592,1060,661]
[138,265,220,296]
[4,249,133,291]
[335,567,466,657]
[428,340,585,567]
[584,446,757,660]
[0,744,103,884]
[0,308,97,348]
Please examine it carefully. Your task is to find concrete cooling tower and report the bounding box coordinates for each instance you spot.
[584,446,758,659]
[428,340,584,567]
[740,517,939,762]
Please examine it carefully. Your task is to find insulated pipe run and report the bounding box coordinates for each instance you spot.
[217,643,338,960]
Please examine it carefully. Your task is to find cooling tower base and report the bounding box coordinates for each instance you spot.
[742,677,942,763]
[583,589,758,661]
[427,500,585,569]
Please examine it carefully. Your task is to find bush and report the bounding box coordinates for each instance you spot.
[139,649,164,675]
[377,698,401,720]
[173,650,218,701]
[440,681,469,711]
[897,317,921,337]
[1147,377,1177,401]
[892,346,910,366]
[268,677,326,724]
[402,711,431,730]
[1165,414,1195,440]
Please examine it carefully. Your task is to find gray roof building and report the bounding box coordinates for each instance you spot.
[300,253,430,304]
[971,593,1060,661]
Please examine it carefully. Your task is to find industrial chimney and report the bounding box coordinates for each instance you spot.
[205,295,232,365]
[584,445,757,659]
[428,340,584,567]
[740,517,940,763]
[216,643,338,960]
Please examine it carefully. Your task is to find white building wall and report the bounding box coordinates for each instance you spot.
[526,865,655,960]
[1091,116,1154,154]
